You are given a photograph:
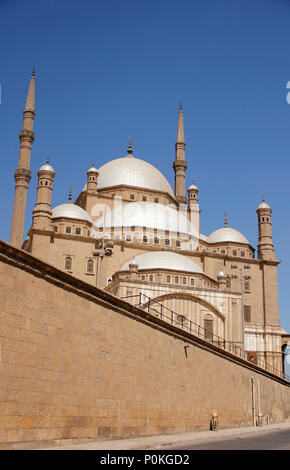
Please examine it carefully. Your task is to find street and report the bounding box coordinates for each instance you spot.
[159,429,290,450]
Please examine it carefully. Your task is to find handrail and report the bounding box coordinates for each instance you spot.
[121,292,290,383]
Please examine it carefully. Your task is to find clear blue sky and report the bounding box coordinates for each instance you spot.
[0,0,289,363]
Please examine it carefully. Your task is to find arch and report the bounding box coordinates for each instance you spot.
[143,292,226,321]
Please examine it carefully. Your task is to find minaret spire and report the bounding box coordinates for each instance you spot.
[10,69,36,247]
[224,212,228,227]
[173,102,187,204]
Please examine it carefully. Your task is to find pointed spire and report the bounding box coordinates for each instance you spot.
[24,68,35,112]
[176,101,185,143]
[127,139,133,155]
[224,212,228,227]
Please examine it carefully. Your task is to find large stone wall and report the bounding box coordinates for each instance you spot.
[0,240,289,449]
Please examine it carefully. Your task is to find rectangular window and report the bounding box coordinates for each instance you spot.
[182,277,187,285]
[53,226,58,232]
[176,240,181,248]
[154,237,159,244]
[204,319,213,341]
[130,194,135,200]
[167,275,171,283]
[233,250,237,256]
[126,235,132,242]
[241,251,245,257]
[244,280,250,292]
[244,306,251,323]
[165,239,170,246]
[190,278,194,286]
[143,235,148,243]
[142,195,147,201]
[66,226,71,234]
[154,197,159,203]
[76,227,81,235]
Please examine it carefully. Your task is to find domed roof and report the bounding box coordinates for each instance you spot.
[87,165,99,173]
[207,227,249,245]
[82,155,174,197]
[188,183,198,191]
[257,201,270,210]
[120,251,204,274]
[92,201,198,238]
[39,163,55,172]
[52,203,93,223]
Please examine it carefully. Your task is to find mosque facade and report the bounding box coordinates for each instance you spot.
[9,70,290,376]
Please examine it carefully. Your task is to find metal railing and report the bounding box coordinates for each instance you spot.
[121,292,290,383]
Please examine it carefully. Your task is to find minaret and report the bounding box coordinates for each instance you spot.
[187,181,200,238]
[87,163,98,195]
[256,196,276,260]
[32,157,55,230]
[10,69,36,247]
[187,181,199,207]
[173,102,187,204]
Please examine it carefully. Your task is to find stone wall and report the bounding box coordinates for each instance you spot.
[0,240,289,449]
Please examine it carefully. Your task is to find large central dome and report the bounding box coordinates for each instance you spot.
[83,155,175,197]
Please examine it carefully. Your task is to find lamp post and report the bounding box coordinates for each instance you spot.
[94,239,114,288]
[231,264,251,360]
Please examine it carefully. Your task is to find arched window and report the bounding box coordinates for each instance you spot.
[66,226,71,234]
[204,315,213,341]
[149,274,154,282]
[87,259,94,273]
[65,256,72,271]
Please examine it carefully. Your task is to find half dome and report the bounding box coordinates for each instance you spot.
[82,155,174,197]
[120,251,204,274]
[92,201,198,238]
[207,227,249,245]
[52,203,93,223]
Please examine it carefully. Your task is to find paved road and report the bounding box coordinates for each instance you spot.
[160,429,290,450]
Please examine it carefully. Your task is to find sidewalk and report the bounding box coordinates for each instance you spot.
[40,421,290,450]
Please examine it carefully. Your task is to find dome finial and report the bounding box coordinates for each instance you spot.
[179,100,183,111]
[46,155,50,164]
[68,187,72,202]
[127,139,133,155]
[262,194,265,202]
[224,212,228,227]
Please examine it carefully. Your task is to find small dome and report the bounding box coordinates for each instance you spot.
[188,183,198,191]
[39,163,55,173]
[82,155,175,197]
[208,227,249,245]
[87,166,99,173]
[218,270,226,277]
[120,251,204,274]
[257,201,270,210]
[52,203,92,223]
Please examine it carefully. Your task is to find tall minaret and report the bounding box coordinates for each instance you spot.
[173,102,187,204]
[10,69,36,247]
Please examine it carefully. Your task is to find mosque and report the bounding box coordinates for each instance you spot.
[9,70,290,377]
